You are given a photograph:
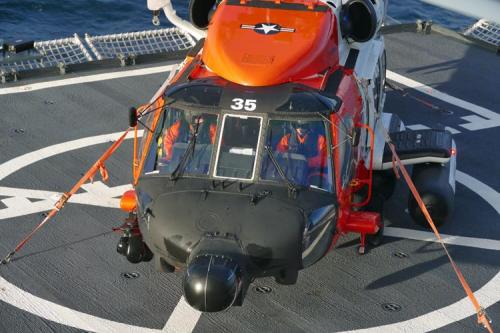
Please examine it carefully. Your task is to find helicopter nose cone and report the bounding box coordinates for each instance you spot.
[183,254,241,312]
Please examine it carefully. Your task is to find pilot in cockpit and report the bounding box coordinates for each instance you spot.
[159,112,217,162]
[275,121,328,169]
[268,119,330,190]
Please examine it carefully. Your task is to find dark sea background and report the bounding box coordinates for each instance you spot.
[0,0,476,42]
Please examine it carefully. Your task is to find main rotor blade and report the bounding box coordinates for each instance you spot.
[422,0,500,23]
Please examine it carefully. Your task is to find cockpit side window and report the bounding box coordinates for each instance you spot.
[214,115,263,180]
[261,118,333,192]
[138,96,165,162]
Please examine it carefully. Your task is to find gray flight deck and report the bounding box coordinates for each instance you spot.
[0,26,499,333]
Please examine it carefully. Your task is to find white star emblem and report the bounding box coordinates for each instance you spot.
[240,23,295,35]
[255,24,279,35]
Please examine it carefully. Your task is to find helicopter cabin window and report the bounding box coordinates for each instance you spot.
[214,115,262,180]
[261,118,333,192]
[144,107,218,176]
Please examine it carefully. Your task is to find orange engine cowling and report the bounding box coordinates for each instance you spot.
[202,0,339,87]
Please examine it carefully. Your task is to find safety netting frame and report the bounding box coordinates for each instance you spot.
[84,27,196,60]
[464,19,500,47]
[1,27,196,74]
[0,34,93,73]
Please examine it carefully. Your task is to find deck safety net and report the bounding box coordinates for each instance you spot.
[2,20,498,76]
[464,19,500,47]
[1,28,196,74]
[0,34,92,73]
[85,28,196,60]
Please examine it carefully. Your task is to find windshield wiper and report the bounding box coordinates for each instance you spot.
[170,120,201,181]
[265,145,299,198]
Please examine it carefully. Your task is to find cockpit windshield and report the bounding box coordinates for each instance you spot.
[261,118,333,192]
[215,115,262,180]
[143,106,218,176]
[140,82,335,192]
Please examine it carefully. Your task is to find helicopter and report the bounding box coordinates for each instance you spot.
[115,0,458,312]
[2,0,463,315]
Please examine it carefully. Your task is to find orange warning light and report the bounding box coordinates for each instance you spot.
[120,190,137,212]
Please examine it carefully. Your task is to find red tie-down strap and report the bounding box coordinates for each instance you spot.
[1,129,131,265]
[386,140,493,333]
[99,163,109,182]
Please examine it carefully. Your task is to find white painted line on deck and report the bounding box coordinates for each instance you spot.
[1,63,496,133]
[445,126,461,134]
[385,227,500,251]
[341,274,500,333]
[341,165,500,333]
[406,124,431,131]
[0,131,142,182]
[0,275,161,333]
[407,124,462,135]
[0,183,131,220]
[1,197,33,210]
[0,132,499,332]
[457,170,500,215]
[0,129,199,333]
[387,70,500,131]
[0,65,176,95]
[162,297,201,333]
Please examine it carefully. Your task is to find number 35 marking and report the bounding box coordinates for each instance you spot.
[231,98,257,111]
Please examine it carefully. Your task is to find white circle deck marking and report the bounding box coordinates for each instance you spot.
[0,132,498,333]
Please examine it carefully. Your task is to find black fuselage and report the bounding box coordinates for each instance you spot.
[136,176,337,311]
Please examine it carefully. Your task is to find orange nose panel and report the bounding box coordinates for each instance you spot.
[202,1,338,86]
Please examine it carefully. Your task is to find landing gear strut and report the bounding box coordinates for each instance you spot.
[357,194,385,255]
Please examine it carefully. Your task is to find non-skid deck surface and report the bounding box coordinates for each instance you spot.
[0,30,498,333]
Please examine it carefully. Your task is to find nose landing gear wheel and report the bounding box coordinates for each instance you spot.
[126,236,145,263]
[142,244,154,262]
[116,236,129,255]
